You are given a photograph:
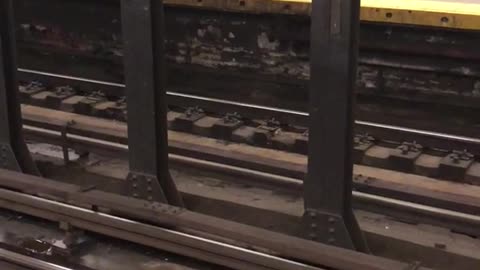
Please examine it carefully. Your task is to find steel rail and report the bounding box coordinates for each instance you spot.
[22,124,480,237]
[0,248,72,270]
[0,189,323,270]
[0,165,433,270]
[18,68,480,147]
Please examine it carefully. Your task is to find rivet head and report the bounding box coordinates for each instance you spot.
[147,178,152,183]
[328,238,336,243]
[133,193,138,197]
[309,211,317,218]
[132,183,137,188]
[309,233,317,240]
[148,196,153,201]
[147,187,152,192]
[328,217,335,223]
[310,223,317,229]
[329,228,335,233]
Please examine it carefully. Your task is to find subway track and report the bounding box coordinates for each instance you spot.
[4,69,480,270]
[3,1,480,269]
[13,69,480,237]
[16,104,480,238]
[0,248,72,270]
[16,57,480,139]
[4,114,479,269]
[4,150,475,269]
[0,208,232,270]
[0,169,436,270]
[16,70,480,186]
[14,1,480,105]
[12,0,480,142]
[4,112,479,269]
[12,68,480,238]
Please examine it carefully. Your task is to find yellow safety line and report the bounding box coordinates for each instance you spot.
[166,0,480,30]
[274,0,480,15]
[360,0,480,30]
[361,0,480,16]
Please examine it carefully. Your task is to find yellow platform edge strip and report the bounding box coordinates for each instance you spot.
[165,0,480,31]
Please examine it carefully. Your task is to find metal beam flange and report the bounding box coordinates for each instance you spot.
[0,0,38,174]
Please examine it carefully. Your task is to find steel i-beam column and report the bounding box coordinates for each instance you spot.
[0,0,38,174]
[120,0,183,206]
[303,0,368,251]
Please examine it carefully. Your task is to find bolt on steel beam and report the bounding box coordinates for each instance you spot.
[303,0,368,251]
[120,0,183,206]
[0,0,38,174]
